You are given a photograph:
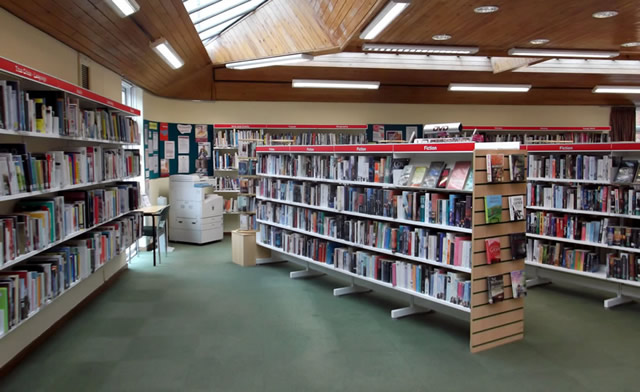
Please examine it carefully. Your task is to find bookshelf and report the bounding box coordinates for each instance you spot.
[255,143,527,352]
[462,126,610,144]
[524,142,640,308]
[0,56,142,369]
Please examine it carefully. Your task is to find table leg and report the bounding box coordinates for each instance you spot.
[152,215,157,267]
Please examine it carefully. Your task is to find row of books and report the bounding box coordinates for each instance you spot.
[0,83,138,143]
[238,160,257,176]
[471,132,609,144]
[258,225,471,308]
[257,178,473,228]
[485,154,526,183]
[606,252,638,281]
[0,144,140,196]
[484,194,525,224]
[527,154,612,181]
[0,213,142,336]
[487,270,527,304]
[484,233,527,265]
[528,239,601,273]
[238,142,258,158]
[264,132,366,145]
[527,183,640,216]
[214,152,237,170]
[238,178,257,194]
[257,207,472,268]
[214,129,262,148]
[223,196,255,213]
[398,160,475,190]
[526,212,608,243]
[0,182,139,264]
[212,177,239,191]
[239,215,256,231]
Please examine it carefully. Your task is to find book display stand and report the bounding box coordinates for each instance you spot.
[255,142,527,352]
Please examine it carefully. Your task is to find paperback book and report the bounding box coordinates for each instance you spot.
[510,269,527,298]
[509,233,527,260]
[486,154,504,183]
[509,154,526,182]
[398,165,414,186]
[410,166,427,187]
[485,238,502,264]
[484,195,503,224]
[508,195,525,221]
[437,168,450,188]
[422,161,445,188]
[446,161,471,190]
[463,171,474,191]
[487,274,505,304]
[614,160,638,184]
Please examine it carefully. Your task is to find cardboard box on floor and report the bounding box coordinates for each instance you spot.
[232,230,270,267]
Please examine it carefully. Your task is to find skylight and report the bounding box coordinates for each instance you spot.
[183,0,268,45]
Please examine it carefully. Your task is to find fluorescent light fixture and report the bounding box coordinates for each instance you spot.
[226,54,313,70]
[474,5,499,14]
[508,48,619,58]
[621,42,640,47]
[529,39,550,45]
[448,83,531,92]
[107,0,139,17]
[359,0,411,40]
[592,10,618,18]
[362,43,479,54]
[292,79,380,89]
[151,39,184,69]
[593,85,640,94]
[432,34,452,41]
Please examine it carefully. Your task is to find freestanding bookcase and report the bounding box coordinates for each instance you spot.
[255,142,526,352]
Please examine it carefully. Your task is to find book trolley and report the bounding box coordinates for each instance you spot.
[255,142,526,352]
[525,143,640,308]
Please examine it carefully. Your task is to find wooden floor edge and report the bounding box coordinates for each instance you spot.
[0,264,129,378]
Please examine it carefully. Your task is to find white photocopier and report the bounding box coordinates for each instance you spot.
[169,174,223,244]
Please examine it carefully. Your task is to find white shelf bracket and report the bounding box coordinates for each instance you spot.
[527,277,551,288]
[391,297,432,319]
[333,278,371,297]
[290,263,324,279]
[604,285,635,308]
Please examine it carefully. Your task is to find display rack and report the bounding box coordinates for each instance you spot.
[0,56,142,369]
[255,143,526,352]
[524,142,640,308]
[462,126,610,144]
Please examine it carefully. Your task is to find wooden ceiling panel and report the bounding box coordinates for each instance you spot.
[205,0,381,64]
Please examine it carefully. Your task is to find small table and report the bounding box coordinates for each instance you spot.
[137,205,170,267]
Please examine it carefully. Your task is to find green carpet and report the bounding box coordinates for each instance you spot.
[1,235,639,391]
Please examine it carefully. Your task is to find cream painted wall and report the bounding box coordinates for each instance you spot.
[143,91,611,203]
[0,8,122,102]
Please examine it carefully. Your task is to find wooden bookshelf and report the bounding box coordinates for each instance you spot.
[255,143,527,352]
[524,142,640,308]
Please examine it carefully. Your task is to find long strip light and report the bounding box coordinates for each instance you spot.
[508,48,619,58]
[151,39,184,69]
[292,79,380,90]
[449,83,531,92]
[107,0,140,17]
[593,85,640,94]
[362,43,479,54]
[226,54,313,70]
[360,0,411,40]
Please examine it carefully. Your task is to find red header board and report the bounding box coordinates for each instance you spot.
[526,143,611,152]
[0,56,140,116]
[214,124,367,129]
[257,143,478,153]
[393,143,475,152]
[463,126,610,131]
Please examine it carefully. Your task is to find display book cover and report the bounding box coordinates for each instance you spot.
[484,195,503,224]
[446,161,471,190]
[486,154,504,183]
[510,269,527,298]
[422,161,445,188]
[508,195,525,221]
[509,233,526,260]
[487,274,505,304]
[614,160,638,184]
[485,238,501,264]
[409,166,427,187]
[509,154,526,182]
[437,168,450,188]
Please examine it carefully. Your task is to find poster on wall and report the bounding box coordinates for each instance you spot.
[195,125,208,142]
[372,125,384,142]
[386,130,403,141]
[366,124,423,143]
[160,123,169,141]
[164,141,175,159]
[160,159,169,177]
[178,155,190,173]
[152,132,158,152]
[196,142,211,175]
[178,136,190,154]
[177,124,192,134]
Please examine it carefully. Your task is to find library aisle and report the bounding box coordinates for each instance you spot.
[2,237,639,392]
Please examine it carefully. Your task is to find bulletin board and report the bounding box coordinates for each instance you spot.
[144,120,214,180]
[367,124,423,143]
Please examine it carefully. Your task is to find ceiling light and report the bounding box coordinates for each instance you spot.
[529,39,550,45]
[226,54,313,70]
[292,79,380,89]
[592,10,618,18]
[621,42,640,47]
[474,5,499,13]
[151,39,184,69]
[448,83,531,92]
[107,0,139,17]
[360,0,411,40]
[593,85,640,94]
[362,43,479,54]
[508,48,619,58]
[432,34,452,41]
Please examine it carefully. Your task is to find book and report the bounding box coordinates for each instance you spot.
[485,238,501,264]
[446,161,471,190]
[509,233,527,260]
[509,154,526,182]
[510,270,527,298]
[486,154,504,182]
[463,171,474,191]
[409,166,427,187]
[422,161,444,188]
[437,168,450,188]
[487,275,504,304]
[508,195,525,221]
[398,165,414,186]
[484,195,503,224]
[614,160,638,183]
[0,286,7,335]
